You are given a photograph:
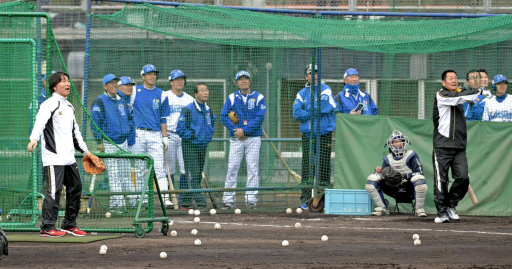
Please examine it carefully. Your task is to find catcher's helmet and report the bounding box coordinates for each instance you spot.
[140,64,159,76]
[169,69,187,81]
[344,68,359,79]
[492,74,508,90]
[235,70,251,81]
[387,130,409,157]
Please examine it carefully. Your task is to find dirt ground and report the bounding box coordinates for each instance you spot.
[1,211,511,269]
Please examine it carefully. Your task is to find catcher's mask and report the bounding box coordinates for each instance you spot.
[386,130,409,157]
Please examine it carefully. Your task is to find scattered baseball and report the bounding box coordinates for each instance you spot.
[191,229,198,235]
[210,209,217,215]
[6,215,11,221]
[296,208,303,214]
[414,239,421,246]
[170,230,177,236]
[321,235,328,242]
[99,248,107,255]
[194,239,202,246]
[294,222,301,228]
[412,234,420,240]
[194,209,201,216]
[188,209,194,215]
[434,217,441,223]
[160,252,167,259]
[234,208,241,214]
[194,217,200,223]
[282,240,289,247]
[285,208,292,214]
[105,212,111,218]
[100,245,108,250]
[170,220,174,226]
[214,223,221,230]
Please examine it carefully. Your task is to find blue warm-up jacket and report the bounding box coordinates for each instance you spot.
[90,92,133,144]
[293,83,336,136]
[220,90,265,137]
[177,99,216,147]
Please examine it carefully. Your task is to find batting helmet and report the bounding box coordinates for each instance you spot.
[344,68,359,79]
[169,69,187,81]
[386,130,409,157]
[140,64,159,76]
[492,74,508,90]
[235,70,251,81]
[118,76,135,86]
[304,64,318,75]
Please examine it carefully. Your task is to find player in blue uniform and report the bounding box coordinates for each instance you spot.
[366,130,428,217]
[220,71,266,209]
[334,68,378,115]
[483,74,512,122]
[130,64,171,207]
[293,64,337,210]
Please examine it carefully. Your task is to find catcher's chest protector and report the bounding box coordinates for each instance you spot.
[386,150,413,177]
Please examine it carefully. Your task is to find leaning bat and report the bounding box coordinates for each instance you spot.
[87,174,96,214]
[262,130,301,184]
[468,184,478,204]
[202,172,219,209]
[163,150,179,209]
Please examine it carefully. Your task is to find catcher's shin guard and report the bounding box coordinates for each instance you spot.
[365,183,386,208]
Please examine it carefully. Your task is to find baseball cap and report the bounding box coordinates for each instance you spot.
[43,70,57,81]
[235,70,251,81]
[118,76,135,86]
[344,68,359,79]
[103,74,120,84]
[305,64,318,75]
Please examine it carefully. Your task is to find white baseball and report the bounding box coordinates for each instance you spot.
[296,208,303,214]
[434,217,441,223]
[412,234,419,240]
[414,239,421,246]
[234,208,241,215]
[188,209,194,215]
[214,223,221,230]
[282,240,289,247]
[170,220,174,226]
[194,239,202,245]
[285,208,292,214]
[194,217,200,223]
[321,235,328,242]
[294,222,301,228]
[160,252,167,259]
[191,229,198,235]
[105,212,111,218]
[99,248,107,255]
[170,230,177,236]
[100,245,108,250]
[210,209,217,215]
[194,209,201,216]
[6,215,11,220]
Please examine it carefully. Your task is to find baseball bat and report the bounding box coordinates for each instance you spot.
[262,130,301,184]
[163,150,179,210]
[202,172,219,209]
[87,174,96,214]
[468,184,478,204]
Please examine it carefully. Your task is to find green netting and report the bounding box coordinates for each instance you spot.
[0,1,35,12]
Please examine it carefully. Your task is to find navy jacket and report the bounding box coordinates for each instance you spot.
[90,93,133,144]
[177,99,216,147]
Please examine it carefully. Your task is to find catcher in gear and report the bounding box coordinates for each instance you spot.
[83,153,105,175]
[365,130,428,217]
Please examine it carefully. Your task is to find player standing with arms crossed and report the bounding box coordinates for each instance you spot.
[482,74,512,122]
[131,64,171,208]
[163,69,194,208]
[28,71,92,237]
[220,71,266,209]
[432,70,491,223]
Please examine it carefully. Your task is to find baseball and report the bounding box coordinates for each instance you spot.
[434,217,441,223]
[170,220,174,226]
[210,209,217,215]
[296,208,303,214]
[160,252,167,259]
[295,222,301,228]
[194,209,201,216]
[100,245,108,250]
[214,223,221,230]
[234,208,241,214]
[321,235,328,242]
[188,209,194,215]
[170,230,177,236]
[282,240,289,247]
[412,234,420,240]
[414,239,421,246]
[194,217,200,223]
[191,229,198,235]
[6,215,11,221]
[99,248,107,255]
[285,208,292,214]
[105,212,111,218]
[194,239,202,246]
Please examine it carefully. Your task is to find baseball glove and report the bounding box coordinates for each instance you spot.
[228,110,239,125]
[83,153,105,175]
[381,166,403,188]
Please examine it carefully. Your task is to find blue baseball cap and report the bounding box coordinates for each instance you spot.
[118,76,135,86]
[344,68,359,79]
[103,74,119,84]
[235,70,251,81]
[43,70,57,80]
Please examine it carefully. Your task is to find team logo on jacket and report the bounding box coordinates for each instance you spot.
[248,98,256,109]
[152,99,160,109]
[118,104,126,115]
[207,112,211,125]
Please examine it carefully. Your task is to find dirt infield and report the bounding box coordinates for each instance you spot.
[2,211,511,268]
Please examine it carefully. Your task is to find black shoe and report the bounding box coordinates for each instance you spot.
[221,203,234,210]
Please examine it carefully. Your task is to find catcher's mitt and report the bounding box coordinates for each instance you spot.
[228,110,239,125]
[83,153,105,175]
[381,166,403,188]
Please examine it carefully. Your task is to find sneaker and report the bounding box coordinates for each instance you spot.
[447,207,459,220]
[416,208,427,217]
[221,203,234,210]
[298,203,308,210]
[164,199,174,209]
[246,203,256,209]
[438,215,450,223]
[371,207,389,216]
[61,227,86,237]
[40,229,66,237]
